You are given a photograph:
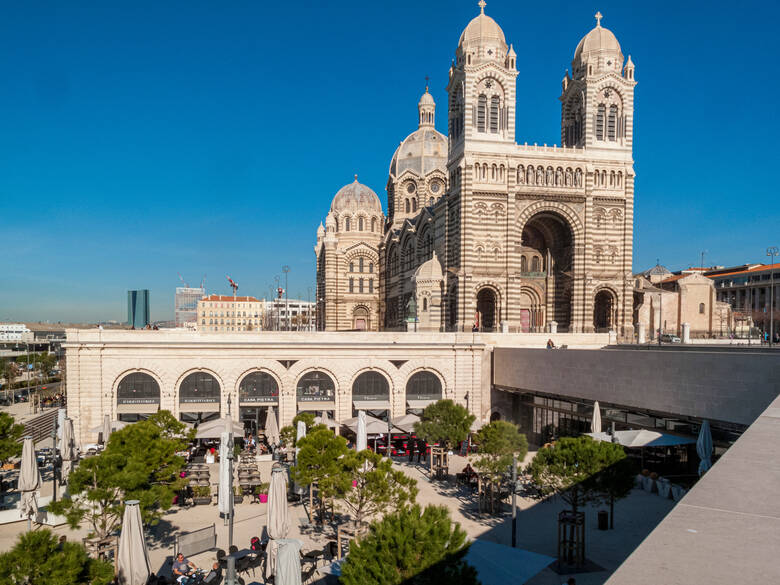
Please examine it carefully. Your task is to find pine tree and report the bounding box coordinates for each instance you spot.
[0,412,24,465]
[414,399,475,449]
[340,504,479,585]
[292,427,350,523]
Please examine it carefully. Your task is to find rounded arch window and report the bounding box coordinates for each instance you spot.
[239,371,279,403]
[406,371,442,401]
[406,182,416,194]
[297,371,335,401]
[179,372,221,404]
[352,371,389,400]
[117,372,160,406]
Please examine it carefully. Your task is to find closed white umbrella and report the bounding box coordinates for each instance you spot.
[218,431,233,517]
[265,406,280,447]
[697,420,713,476]
[266,465,290,579]
[356,410,367,452]
[18,437,41,530]
[59,418,77,482]
[116,500,152,585]
[591,401,602,434]
[102,414,112,445]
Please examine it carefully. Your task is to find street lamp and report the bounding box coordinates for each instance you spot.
[282,266,290,331]
[274,276,280,331]
[768,246,779,347]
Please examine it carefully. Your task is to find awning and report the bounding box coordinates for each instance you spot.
[297,401,335,412]
[353,400,390,411]
[587,430,696,448]
[179,403,220,413]
[239,399,278,407]
[117,403,160,414]
[406,399,436,410]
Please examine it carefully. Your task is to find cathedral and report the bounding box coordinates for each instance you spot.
[316,4,636,336]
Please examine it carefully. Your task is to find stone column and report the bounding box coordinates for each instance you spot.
[548,321,558,334]
[682,322,691,344]
[636,322,646,344]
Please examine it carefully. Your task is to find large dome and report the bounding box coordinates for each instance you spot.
[573,13,623,71]
[458,8,506,51]
[389,128,447,177]
[330,177,382,213]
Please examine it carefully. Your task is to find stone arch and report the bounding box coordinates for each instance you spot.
[403,366,448,399]
[352,304,371,331]
[475,283,501,332]
[176,368,223,422]
[113,368,163,419]
[236,367,283,399]
[593,285,619,331]
[174,367,224,399]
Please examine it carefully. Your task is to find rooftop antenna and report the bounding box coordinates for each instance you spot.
[700,250,707,270]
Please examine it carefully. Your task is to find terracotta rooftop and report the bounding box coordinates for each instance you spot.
[705,263,779,279]
[200,295,261,302]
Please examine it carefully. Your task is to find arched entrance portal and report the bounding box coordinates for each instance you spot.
[352,371,390,419]
[520,212,574,330]
[353,306,369,330]
[238,371,279,437]
[594,289,617,331]
[405,371,442,413]
[116,372,160,422]
[179,372,221,424]
[476,288,497,332]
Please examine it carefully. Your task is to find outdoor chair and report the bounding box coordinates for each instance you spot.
[301,564,318,585]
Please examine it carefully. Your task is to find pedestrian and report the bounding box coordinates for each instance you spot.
[546,338,556,349]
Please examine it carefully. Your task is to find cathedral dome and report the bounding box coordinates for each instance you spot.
[414,251,443,281]
[418,90,435,107]
[573,13,623,72]
[458,3,506,51]
[330,177,382,213]
[389,127,447,177]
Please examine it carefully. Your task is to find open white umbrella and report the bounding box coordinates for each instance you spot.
[266,465,290,579]
[18,437,41,530]
[344,413,401,435]
[697,420,713,476]
[356,411,367,452]
[313,411,338,429]
[195,416,242,439]
[59,418,77,482]
[90,418,129,434]
[392,413,420,434]
[265,406,280,447]
[587,430,695,448]
[591,401,602,434]
[116,499,152,585]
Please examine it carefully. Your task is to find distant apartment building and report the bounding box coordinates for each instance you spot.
[175,286,206,327]
[127,289,150,329]
[0,323,33,342]
[707,263,779,313]
[197,295,264,332]
[264,299,316,331]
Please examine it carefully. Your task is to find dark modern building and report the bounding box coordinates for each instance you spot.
[127,289,150,329]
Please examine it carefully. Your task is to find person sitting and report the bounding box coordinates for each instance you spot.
[202,561,222,584]
[546,338,556,349]
[172,552,198,583]
[463,463,475,478]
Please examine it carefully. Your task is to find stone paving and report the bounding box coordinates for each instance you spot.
[0,448,676,585]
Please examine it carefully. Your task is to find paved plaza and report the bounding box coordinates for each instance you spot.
[0,445,675,585]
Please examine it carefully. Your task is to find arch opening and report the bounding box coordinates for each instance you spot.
[594,289,617,331]
[405,371,442,414]
[116,372,160,422]
[476,288,498,332]
[179,372,221,423]
[297,371,336,412]
[239,371,279,436]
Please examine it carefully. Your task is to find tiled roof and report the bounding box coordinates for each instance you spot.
[706,263,779,279]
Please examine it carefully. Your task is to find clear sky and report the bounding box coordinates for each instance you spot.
[1,0,778,323]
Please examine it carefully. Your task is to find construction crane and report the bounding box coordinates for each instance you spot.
[177,272,190,288]
[227,276,238,296]
[200,274,207,290]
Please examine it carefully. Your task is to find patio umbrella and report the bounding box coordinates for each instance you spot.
[195,416,242,439]
[392,413,420,434]
[116,499,151,585]
[356,410,367,452]
[275,538,303,585]
[586,430,695,448]
[265,406,280,447]
[89,419,129,434]
[697,420,713,476]
[18,437,41,530]
[344,413,400,435]
[266,465,290,579]
[313,411,338,429]
[59,418,77,482]
[218,431,233,517]
[591,401,602,433]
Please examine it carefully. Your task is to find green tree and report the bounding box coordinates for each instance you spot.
[341,449,418,531]
[0,529,114,585]
[292,411,316,429]
[594,455,635,529]
[526,436,626,514]
[473,421,528,511]
[0,412,24,465]
[340,504,479,585]
[414,399,475,450]
[292,427,350,523]
[50,410,189,538]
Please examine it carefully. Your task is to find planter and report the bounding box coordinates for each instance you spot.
[193,497,212,506]
[258,493,268,503]
[233,495,244,505]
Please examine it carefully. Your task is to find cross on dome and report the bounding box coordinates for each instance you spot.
[425,75,430,92]
[595,11,603,27]
[354,174,358,181]
[478,0,486,14]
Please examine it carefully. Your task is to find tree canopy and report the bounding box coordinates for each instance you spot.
[526,435,627,513]
[0,529,114,585]
[50,410,190,538]
[414,399,475,449]
[0,412,24,465]
[292,427,350,523]
[339,504,479,585]
[340,449,418,530]
[473,420,528,487]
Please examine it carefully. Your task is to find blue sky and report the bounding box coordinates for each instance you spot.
[1,0,777,322]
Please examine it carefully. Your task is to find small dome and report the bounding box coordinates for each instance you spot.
[418,89,435,106]
[573,13,623,71]
[330,176,382,213]
[458,7,506,51]
[389,128,447,177]
[414,251,443,281]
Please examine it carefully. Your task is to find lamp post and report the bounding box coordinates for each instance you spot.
[274,276,280,331]
[768,246,779,347]
[282,266,290,331]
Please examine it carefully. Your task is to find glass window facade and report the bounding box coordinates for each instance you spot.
[297,371,335,401]
[179,372,221,403]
